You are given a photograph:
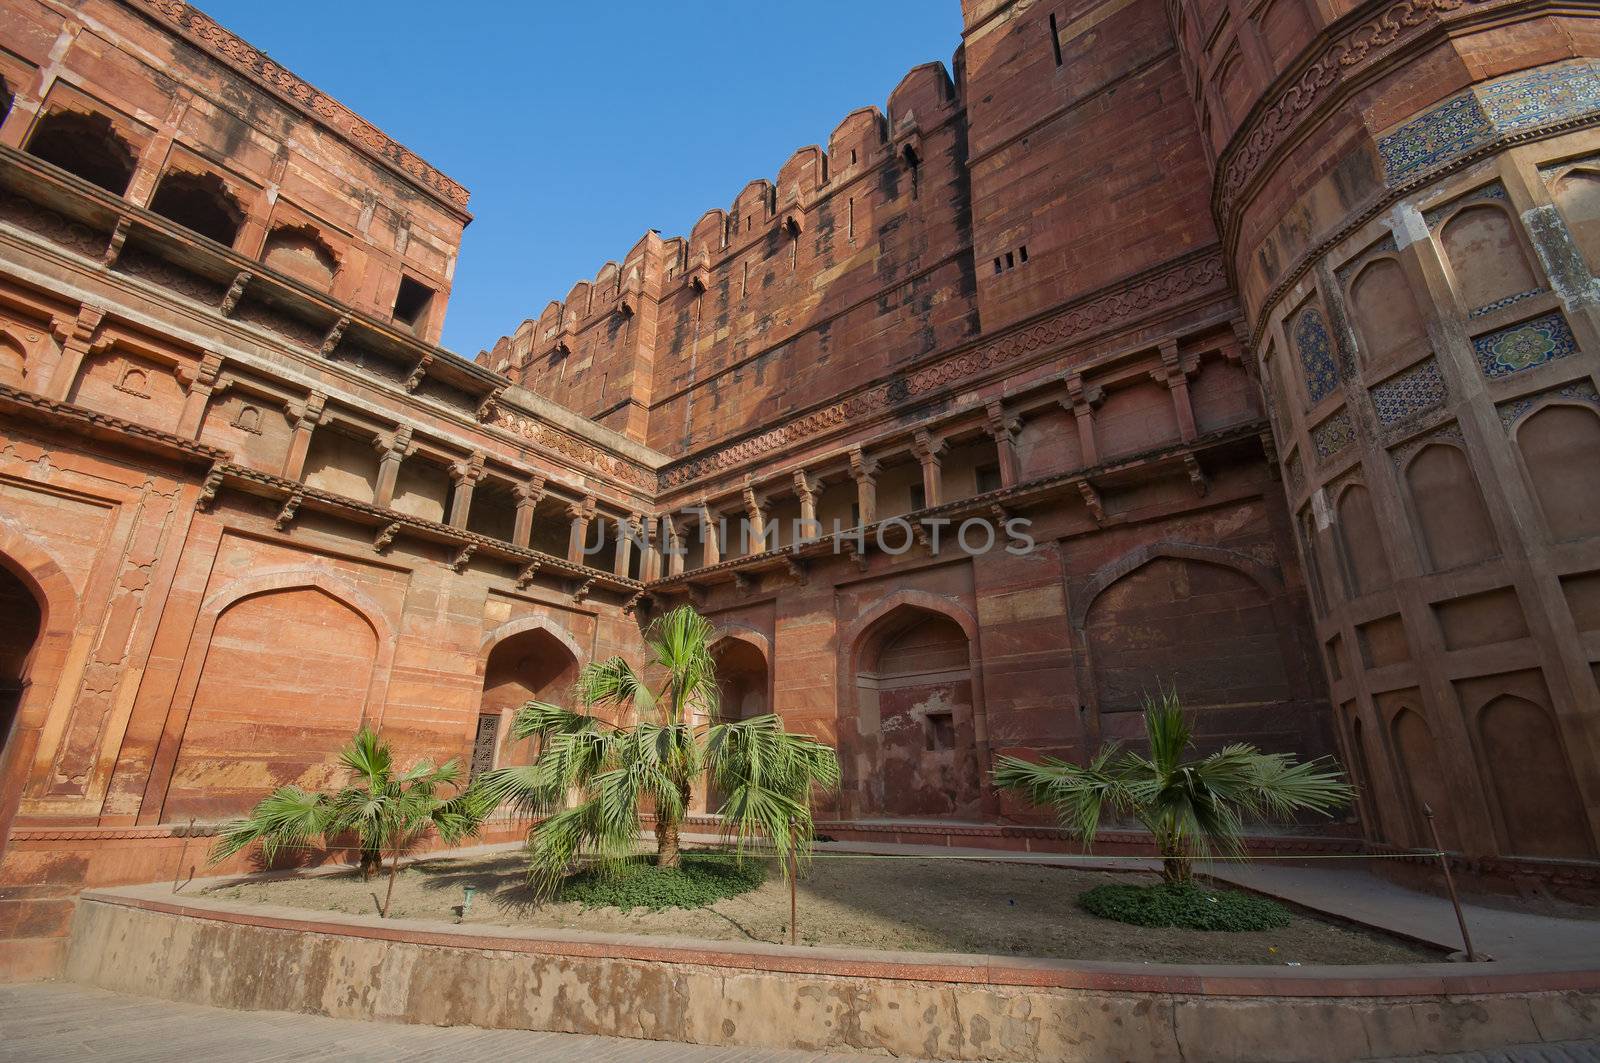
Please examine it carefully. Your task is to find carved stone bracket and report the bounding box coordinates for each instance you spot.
[782,555,808,586]
[1183,453,1209,497]
[102,217,131,266]
[319,314,350,358]
[450,543,476,573]
[1076,479,1105,524]
[515,560,542,588]
[571,576,597,603]
[476,385,507,423]
[404,352,433,392]
[219,271,251,316]
[195,462,225,512]
[274,489,304,530]
[373,521,402,553]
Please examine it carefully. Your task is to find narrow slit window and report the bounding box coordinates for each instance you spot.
[1049,13,1063,67]
[993,257,1003,275]
[848,197,855,241]
[1019,245,1029,263]
[1005,251,1015,269]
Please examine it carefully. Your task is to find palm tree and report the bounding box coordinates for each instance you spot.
[211,728,488,916]
[475,604,839,902]
[993,688,1353,885]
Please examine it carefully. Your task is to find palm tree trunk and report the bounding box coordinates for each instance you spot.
[360,846,381,881]
[381,847,400,917]
[655,777,692,869]
[787,832,798,946]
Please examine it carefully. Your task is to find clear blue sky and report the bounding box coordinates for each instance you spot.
[196,1,964,356]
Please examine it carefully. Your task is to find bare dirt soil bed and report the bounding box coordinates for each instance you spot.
[204,849,1438,965]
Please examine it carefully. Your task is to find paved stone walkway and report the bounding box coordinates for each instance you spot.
[0,983,927,1062]
[2,983,1596,1062]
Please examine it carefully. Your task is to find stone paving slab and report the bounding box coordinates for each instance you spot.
[0,983,932,1063]
[3,982,1598,1062]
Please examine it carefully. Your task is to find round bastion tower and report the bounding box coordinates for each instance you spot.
[1171,0,1600,886]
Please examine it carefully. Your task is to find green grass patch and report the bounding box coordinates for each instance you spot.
[557,852,767,911]
[1078,883,1291,932]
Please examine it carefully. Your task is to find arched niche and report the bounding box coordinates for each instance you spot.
[1477,694,1593,858]
[262,225,339,289]
[1347,257,1427,369]
[1551,167,1600,274]
[1346,712,1387,843]
[1389,706,1458,849]
[852,604,981,818]
[1440,204,1540,314]
[1405,443,1498,571]
[1082,553,1291,741]
[148,170,244,246]
[477,623,581,770]
[163,586,379,822]
[712,634,769,724]
[1516,404,1600,542]
[1334,482,1392,597]
[25,110,135,194]
[0,332,24,388]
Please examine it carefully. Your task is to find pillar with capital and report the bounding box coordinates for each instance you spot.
[566,496,596,566]
[372,426,415,509]
[984,400,1021,488]
[511,473,546,548]
[447,451,485,529]
[281,390,327,481]
[849,446,878,526]
[912,429,946,509]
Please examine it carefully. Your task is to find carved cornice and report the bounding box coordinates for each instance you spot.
[657,247,1227,490]
[1211,0,1498,232]
[131,0,471,214]
[492,408,654,490]
[0,382,228,462]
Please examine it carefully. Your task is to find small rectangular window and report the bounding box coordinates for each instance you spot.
[1005,251,1015,269]
[1019,245,1029,263]
[392,275,434,330]
[993,257,1003,275]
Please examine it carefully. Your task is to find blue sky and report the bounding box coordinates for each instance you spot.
[196,1,963,355]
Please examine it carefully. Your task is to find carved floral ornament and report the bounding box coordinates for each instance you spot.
[491,409,652,489]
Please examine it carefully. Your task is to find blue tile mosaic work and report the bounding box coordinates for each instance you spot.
[1286,450,1305,495]
[1370,359,1447,427]
[1380,61,1600,183]
[1295,307,1340,406]
[1496,379,1600,430]
[1472,312,1580,378]
[1468,286,1546,319]
[1311,409,1357,463]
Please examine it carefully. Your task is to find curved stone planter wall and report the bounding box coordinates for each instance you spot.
[64,887,1600,1061]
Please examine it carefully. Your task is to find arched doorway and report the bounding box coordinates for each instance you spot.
[0,562,42,765]
[853,606,981,819]
[476,627,580,775]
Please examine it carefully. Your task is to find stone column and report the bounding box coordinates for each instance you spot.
[566,496,596,566]
[849,446,878,525]
[371,426,414,509]
[1156,340,1198,442]
[663,514,685,577]
[640,514,662,581]
[448,451,485,529]
[511,474,546,549]
[793,470,821,541]
[281,390,327,481]
[47,304,107,401]
[614,513,638,576]
[984,400,1021,488]
[742,481,769,554]
[912,429,946,508]
[698,500,722,568]
[1062,374,1102,469]
[176,352,225,439]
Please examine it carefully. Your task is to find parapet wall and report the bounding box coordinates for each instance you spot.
[478,61,981,452]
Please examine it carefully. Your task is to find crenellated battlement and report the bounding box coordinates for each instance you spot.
[476,61,966,450]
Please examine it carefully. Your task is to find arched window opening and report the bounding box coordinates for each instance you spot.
[902,143,921,201]
[478,627,579,773]
[148,170,244,246]
[24,110,136,195]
